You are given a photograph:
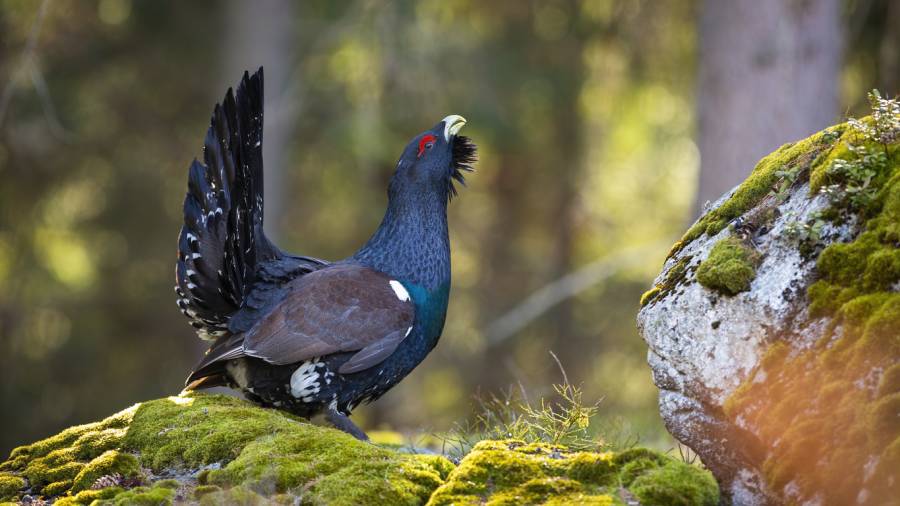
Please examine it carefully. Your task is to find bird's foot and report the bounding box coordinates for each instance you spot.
[325,407,369,441]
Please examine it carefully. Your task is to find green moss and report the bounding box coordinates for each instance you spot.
[192,484,221,499]
[809,132,854,191]
[121,394,304,470]
[0,394,454,505]
[198,485,270,506]
[696,237,760,295]
[55,487,124,506]
[861,294,900,350]
[629,461,719,506]
[488,477,589,505]
[618,458,660,488]
[426,440,716,506]
[639,286,661,307]
[877,363,900,397]
[565,453,617,486]
[1,395,718,504]
[669,126,840,257]
[0,474,24,501]
[95,483,176,505]
[71,450,141,492]
[836,292,892,327]
[641,255,693,307]
[816,231,880,286]
[0,404,135,498]
[43,479,74,497]
[862,249,900,290]
[869,393,900,439]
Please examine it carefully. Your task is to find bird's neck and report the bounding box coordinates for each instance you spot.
[353,193,450,291]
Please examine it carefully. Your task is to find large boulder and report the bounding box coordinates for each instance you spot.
[638,96,900,505]
[0,392,717,505]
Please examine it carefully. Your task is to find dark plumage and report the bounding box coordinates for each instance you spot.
[177,68,476,439]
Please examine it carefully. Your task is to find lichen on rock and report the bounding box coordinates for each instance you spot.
[638,92,900,505]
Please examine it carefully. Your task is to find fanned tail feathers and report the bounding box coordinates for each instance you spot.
[175,68,277,340]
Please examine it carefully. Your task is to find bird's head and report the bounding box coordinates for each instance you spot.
[389,115,477,203]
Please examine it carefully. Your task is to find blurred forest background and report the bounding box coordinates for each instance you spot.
[0,0,896,456]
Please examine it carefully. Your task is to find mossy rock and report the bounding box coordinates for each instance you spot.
[0,394,717,505]
[724,114,900,503]
[668,125,842,257]
[0,393,451,505]
[427,441,717,506]
[641,100,900,504]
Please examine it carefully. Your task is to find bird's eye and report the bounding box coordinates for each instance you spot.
[417,134,437,158]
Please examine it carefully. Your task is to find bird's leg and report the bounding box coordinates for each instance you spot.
[325,407,369,441]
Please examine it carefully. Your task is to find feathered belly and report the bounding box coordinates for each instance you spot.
[224,351,418,418]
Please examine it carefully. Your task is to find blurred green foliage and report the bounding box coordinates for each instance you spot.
[0,0,892,456]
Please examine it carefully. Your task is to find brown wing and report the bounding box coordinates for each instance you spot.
[242,263,415,373]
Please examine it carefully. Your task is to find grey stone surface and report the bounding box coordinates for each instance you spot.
[637,182,855,505]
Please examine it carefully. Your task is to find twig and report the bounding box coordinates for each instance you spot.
[0,0,52,128]
[485,240,672,345]
[548,350,569,389]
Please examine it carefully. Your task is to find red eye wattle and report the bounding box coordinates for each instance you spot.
[417,134,437,158]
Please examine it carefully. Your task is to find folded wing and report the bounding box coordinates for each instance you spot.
[187,264,415,382]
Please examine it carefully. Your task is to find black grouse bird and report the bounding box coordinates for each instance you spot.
[176,68,475,440]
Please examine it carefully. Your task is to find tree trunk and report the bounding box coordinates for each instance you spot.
[879,1,900,94]
[695,0,842,214]
[223,0,296,242]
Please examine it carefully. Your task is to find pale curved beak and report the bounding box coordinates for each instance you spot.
[442,115,467,141]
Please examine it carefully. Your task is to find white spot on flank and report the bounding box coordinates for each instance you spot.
[389,280,410,302]
[290,359,323,400]
[191,253,202,259]
[254,141,261,147]
[405,326,413,337]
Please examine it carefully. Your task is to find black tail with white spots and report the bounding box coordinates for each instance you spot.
[175,68,279,340]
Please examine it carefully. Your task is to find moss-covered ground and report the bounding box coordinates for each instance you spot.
[0,393,717,505]
[0,393,450,505]
[721,97,899,505]
[428,442,717,506]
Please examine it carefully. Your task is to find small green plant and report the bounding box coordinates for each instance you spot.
[441,353,614,458]
[848,90,900,150]
[673,442,700,466]
[774,165,803,202]
[783,211,827,256]
[784,90,899,249]
[820,90,898,216]
[820,144,888,212]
